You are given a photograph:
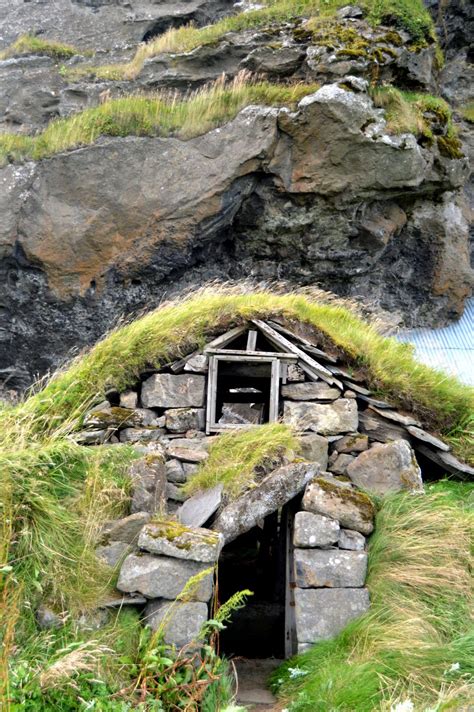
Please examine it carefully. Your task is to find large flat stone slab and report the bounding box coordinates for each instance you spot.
[282,382,340,401]
[178,484,223,528]
[138,521,223,562]
[303,476,375,534]
[283,399,358,434]
[144,600,208,649]
[141,374,206,408]
[213,463,318,544]
[102,512,150,544]
[346,439,423,495]
[293,511,340,548]
[294,549,368,588]
[117,554,213,601]
[295,588,370,643]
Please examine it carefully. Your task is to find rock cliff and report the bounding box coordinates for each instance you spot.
[0,0,472,388]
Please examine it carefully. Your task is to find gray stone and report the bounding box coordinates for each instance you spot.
[83,406,141,430]
[102,512,151,544]
[213,463,318,544]
[346,439,423,495]
[184,354,209,373]
[167,446,209,463]
[96,541,133,568]
[129,456,167,515]
[139,522,223,562]
[74,429,109,445]
[283,399,358,434]
[36,605,63,630]
[76,609,109,632]
[303,477,375,535]
[165,408,205,433]
[218,402,264,425]
[120,390,138,409]
[141,374,206,408]
[295,588,370,643]
[165,459,186,484]
[135,410,166,428]
[99,593,147,608]
[178,485,223,528]
[334,434,369,454]
[406,426,450,452]
[144,600,208,648]
[329,453,355,475]
[294,549,368,588]
[166,482,188,503]
[183,463,199,477]
[287,364,305,382]
[117,554,214,601]
[299,433,329,470]
[281,382,340,401]
[293,511,340,548]
[338,529,366,551]
[119,428,166,444]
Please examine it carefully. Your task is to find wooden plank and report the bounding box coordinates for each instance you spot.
[282,501,297,658]
[267,320,338,364]
[205,355,218,435]
[252,320,337,386]
[246,329,258,351]
[206,349,297,360]
[281,362,288,385]
[203,325,247,352]
[269,359,280,422]
[212,353,281,363]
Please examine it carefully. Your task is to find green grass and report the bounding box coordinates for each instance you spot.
[0,76,319,165]
[4,286,472,458]
[183,423,299,498]
[460,101,474,124]
[273,481,474,711]
[75,0,435,81]
[0,34,80,61]
[372,85,464,157]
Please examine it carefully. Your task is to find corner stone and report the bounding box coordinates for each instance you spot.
[295,588,370,643]
[294,549,368,588]
[303,477,375,535]
[293,511,339,548]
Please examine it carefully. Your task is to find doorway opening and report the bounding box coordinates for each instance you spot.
[217,512,286,659]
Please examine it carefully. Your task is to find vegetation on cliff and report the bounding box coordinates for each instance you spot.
[273,481,474,710]
[0,76,318,164]
[0,34,81,61]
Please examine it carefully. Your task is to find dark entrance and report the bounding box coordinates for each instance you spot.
[217,512,286,659]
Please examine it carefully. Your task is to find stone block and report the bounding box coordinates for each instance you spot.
[128,456,167,514]
[346,439,423,495]
[334,433,369,454]
[178,485,223,528]
[213,463,318,544]
[295,588,370,643]
[294,549,368,588]
[139,522,223,562]
[328,453,354,475]
[166,483,187,503]
[293,511,339,548]
[141,374,206,408]
[117,554,214,601]
[165,408,205,433]
[184,354,209,373]
[283,399,358,435]
[218,402,264,425]
[120,390,138,409]
[119,428,166,444]
[303,476,375,534]
[145,600,208,648]
[282,382,340,401]
[96,541,133,568]
[338,529,366,551]
[102,512,150,544]
[167,438,209,463]
[299,433,329,470]
[165,459,186,483]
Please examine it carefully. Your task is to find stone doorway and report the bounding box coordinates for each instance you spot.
[217,512,287,659]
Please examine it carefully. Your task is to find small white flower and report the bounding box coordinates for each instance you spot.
[288,666,308,679]
[390,701,414,712]
[444,661,460,674]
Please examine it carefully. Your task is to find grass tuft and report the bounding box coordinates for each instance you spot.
[460,101,474,124]
[72,0,435,81]
[184,423,299,498]
[273,481,474,710]
[0,74,318,164]
[0,34,80,61]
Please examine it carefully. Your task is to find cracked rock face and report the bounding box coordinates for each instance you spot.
[1,82,470,387]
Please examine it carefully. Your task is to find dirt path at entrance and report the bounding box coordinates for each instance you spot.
[234,658,285,711]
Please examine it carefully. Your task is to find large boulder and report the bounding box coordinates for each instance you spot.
[281,382,340,401]
[302,477,375,535]
[141,374,206,408]
[295,588,370,643]
[283,399,358,434]
[294,549,368,588]
[346,439,423,495]
[213,463,318,543]
[117,553,214,601]
[144,600,208,648]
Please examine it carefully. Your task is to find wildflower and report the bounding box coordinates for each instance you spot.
[391,701,414,712]
[445,662,460,674]
[288,666,308,679]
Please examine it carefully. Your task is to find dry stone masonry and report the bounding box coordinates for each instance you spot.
[69,319,472,652]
